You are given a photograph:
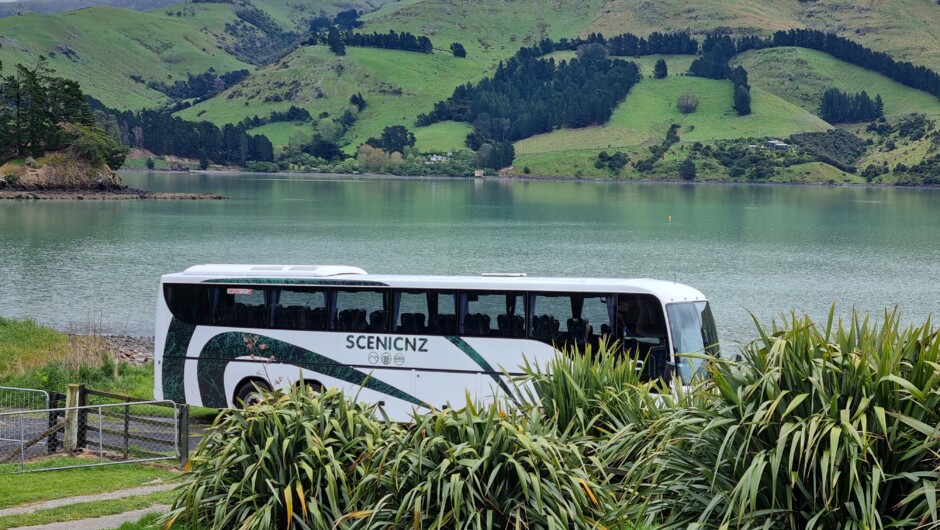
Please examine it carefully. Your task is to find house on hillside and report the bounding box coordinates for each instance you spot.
[766,139,791,150]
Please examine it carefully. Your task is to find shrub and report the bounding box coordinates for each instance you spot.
[165,386,396,530]
[676,92,699,113]
[516,341,662,438]
[614,309,940,530]
[383,401,614,529]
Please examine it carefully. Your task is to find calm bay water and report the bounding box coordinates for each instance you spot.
[2,172,939,350]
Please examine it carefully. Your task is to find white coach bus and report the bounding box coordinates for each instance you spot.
[154,264,718,420]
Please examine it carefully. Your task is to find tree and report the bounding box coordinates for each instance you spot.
[349,93,366,111]
[733,85,752,116]
[302,136,345,161]
[450,42,466,58]
[679,157,696,180]
[366,125,415,154]
[327,26,346,56]
[576,43,608,62]
[145,157,155,169]
[677,92,699,113]
[654,58,668,79]
[357,144,389,172]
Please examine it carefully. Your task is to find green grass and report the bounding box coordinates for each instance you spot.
[0,318,69,377]
[735,47,940,119]
[116,512,166,530]
[413,121,472,153]
[179,46,482,150]
[0,458,177,509]
[0,490,174,530]
[583,0,940,70]
[0,6,251,109]
[246,122,313,149]
[513,76,830,177]
[363,0,606,63]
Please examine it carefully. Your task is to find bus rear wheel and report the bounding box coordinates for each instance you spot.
[234,379,270,408]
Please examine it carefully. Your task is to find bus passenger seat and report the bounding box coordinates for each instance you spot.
[414,313,426,332]
[400,312,415,333]
[309,307,327,330]
[369,310,388,332]
[273,304,291,328]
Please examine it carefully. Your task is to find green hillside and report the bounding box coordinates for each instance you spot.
[584,0,940,71]
[179,45,484,151]
[362,0,605,62]
[735,47,940,120]
[0,6,250,109]
[513,70,831,177]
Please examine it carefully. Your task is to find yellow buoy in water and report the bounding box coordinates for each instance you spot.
[668,215,672,222]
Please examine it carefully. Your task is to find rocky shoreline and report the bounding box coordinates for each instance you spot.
[0,188,228,200]
[94,335,155,365]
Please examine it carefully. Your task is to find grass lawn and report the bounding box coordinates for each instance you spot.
[0,458,177,509]
[0,490,175,529]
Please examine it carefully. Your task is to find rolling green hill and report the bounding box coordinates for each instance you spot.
[735,47,940,120]
[513,68,832,178]
[0,6,250,109]
[177,45,483,151]
[584,0,940,71]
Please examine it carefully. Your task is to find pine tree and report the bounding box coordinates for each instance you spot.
[327,26,346,56]
[679,157,696,180]
[654,58,668,79]
[733,85,752,116]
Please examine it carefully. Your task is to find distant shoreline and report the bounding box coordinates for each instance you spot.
[0,186,229,200]
[117,168,940,190]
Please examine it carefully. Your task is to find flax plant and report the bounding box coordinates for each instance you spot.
[614,309,940,530]
[382,399,614,530]
[515,340,671,439]
[164,386,396,530]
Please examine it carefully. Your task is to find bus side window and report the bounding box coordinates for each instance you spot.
[208,286,266,328]
[529,293,612,348]
[395,290,457,335]
[461,292,525,338]
[164,284,212,325]
[275,288,327,330]
[334,290,388,332]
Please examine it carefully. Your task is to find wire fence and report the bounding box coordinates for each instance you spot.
[0,385,187,473]
[0,386,60,459]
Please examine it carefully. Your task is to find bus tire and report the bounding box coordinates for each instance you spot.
[299,380,325,394]
[234,378,270,408]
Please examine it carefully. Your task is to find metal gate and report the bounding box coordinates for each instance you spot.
[0,385,188,473]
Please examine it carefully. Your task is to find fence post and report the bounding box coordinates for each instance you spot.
[47,391,64,454]
[177,404,190,469]
[63,384,80,452]
[77,384,88,449]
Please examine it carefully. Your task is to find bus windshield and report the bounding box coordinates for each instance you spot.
[666,301,719,385]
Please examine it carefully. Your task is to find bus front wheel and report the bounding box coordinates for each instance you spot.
[234,378,270,408]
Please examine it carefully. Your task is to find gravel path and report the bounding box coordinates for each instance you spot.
[9,504,170,530]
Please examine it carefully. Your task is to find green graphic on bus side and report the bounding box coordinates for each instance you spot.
[161,318,196,403]
[446,336,515,400]
[195,332,425,409]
